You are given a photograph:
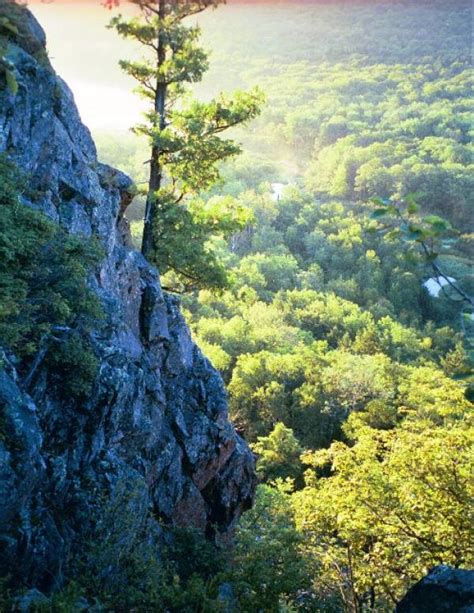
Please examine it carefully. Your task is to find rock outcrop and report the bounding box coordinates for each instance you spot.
[0,7,255,590]
[397,566,474,613]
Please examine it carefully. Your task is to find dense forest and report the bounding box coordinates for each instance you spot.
[1,0,472,610]
[92,1,474,610]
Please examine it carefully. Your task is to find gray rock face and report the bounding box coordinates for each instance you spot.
[0,9,255,590]
[397,566,474,613]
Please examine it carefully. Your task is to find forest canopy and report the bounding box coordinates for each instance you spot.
[92,1,474,607]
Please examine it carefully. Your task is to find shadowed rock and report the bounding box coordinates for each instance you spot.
[397,566,474,613]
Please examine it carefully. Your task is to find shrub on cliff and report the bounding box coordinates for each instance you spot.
[0,155,103,397]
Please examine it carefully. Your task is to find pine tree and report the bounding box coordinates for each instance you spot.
[110,0,263,291]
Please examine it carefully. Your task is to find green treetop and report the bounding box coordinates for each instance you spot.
[110,0,263,291]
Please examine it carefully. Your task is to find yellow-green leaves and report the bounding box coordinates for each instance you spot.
[251,423,304,484]
[293,416,474,609]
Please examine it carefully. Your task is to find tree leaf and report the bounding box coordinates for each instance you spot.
[424,215,451,228]
[407,202,420,215]
[371,208,389,219]
[370,197,389,207]
[404,225,424,241]
[385,229,401,241]
[405,191,426,204]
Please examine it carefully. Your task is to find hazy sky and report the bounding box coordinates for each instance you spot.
[28,0,470,134]
[29,2,145,130]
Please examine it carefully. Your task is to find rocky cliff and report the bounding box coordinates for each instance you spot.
[0,6,255,590]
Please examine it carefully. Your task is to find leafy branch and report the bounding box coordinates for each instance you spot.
[370,195,474,308]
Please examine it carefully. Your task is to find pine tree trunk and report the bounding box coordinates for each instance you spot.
[141,0,167,258]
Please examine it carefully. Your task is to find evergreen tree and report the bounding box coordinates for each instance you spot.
[110,0,263,291]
